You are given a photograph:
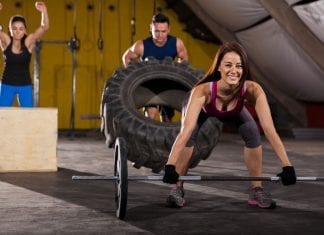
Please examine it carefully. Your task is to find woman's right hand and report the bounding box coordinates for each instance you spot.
[163,165,179,184]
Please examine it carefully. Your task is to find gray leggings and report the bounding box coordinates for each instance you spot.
[186,107,261,148]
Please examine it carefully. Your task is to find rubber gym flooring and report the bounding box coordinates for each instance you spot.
[0,131,323,234]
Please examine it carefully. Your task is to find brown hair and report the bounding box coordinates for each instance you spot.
[8,15,27,46]
[9,15,27,29]
[151,13,170,25]
[196,41,250,90]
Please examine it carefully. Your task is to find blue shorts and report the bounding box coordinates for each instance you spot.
[0,83,33,107]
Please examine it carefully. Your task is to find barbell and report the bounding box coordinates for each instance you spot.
[72,175,324,181]
[72,137,324,220]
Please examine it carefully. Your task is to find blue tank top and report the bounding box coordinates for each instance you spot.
[203,81,246,118]
[2,40,32,86]
[142,35,177,60]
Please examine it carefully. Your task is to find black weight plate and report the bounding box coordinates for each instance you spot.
[114,137,128,220]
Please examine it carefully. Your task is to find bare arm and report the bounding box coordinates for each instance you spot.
[0,30,10,50]
[176,38,188,62]
[166,84,209,166]
[25,1,49,52]
[122,40,144,67]
[246,81,292,167]
[0,3,11,50]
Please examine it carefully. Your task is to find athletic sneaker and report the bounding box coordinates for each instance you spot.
[248,187,276,209]
[166,186,185,208]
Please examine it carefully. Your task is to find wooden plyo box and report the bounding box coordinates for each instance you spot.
[0,107,58,172]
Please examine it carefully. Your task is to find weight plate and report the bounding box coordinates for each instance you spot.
[114,137,128,220]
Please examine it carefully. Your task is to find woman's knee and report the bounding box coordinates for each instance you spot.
[239,121,261,148]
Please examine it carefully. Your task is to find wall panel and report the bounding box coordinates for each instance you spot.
[0,0,218,129]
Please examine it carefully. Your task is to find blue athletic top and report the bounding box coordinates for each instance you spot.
[142,35,177,60]
[2,40,32,86]
[203,81,246,118]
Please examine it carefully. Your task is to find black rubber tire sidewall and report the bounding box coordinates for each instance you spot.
[103,58,222,173]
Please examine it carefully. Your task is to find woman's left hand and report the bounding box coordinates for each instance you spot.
[277,166,296,185]
[35,1,46,12]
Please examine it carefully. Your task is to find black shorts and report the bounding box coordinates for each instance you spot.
[144,105,175,118]
[186,107,261,148]
[159,106,175,118]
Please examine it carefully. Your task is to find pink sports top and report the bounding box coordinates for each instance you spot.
[203,81,246,118]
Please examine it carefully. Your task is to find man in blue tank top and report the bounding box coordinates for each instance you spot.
[122,13,188,122]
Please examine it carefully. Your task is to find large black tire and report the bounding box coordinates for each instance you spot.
[101,57,222,173]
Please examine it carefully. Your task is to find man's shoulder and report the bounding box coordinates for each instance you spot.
[143,36,153,42]
[132,39,145,50]
[168,35,177,40]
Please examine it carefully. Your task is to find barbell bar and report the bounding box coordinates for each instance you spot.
[72,175,324,182]
[72,137,324,220]
[72,173,324,220]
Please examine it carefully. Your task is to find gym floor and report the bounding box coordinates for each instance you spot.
[0,132,323,234]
